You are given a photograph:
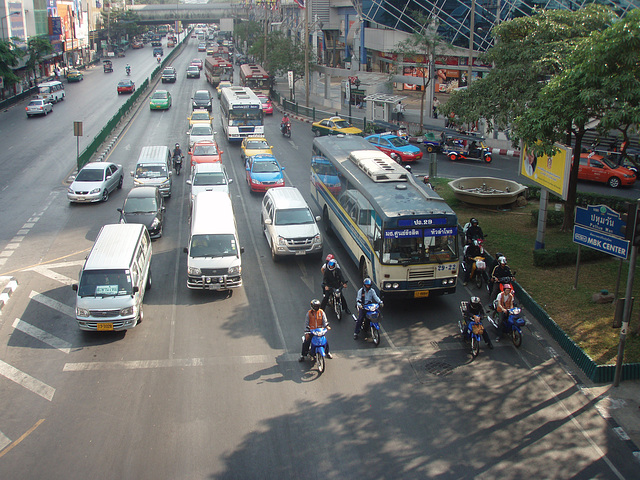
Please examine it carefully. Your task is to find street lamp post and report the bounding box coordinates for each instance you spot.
[1,11,20,41]
[304,0,309,107]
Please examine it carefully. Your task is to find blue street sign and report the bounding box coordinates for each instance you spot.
[574,205,625,237]
[573,225,629,260]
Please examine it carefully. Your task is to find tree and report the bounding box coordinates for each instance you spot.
[392,12,441,128]
[0,40,24,89]
[249,32,307,95]
[442,5,616,231]
[234,20,262,54]
[26,36,53,86]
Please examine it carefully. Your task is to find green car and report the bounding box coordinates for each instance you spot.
[67,69,83,82]
[150,90,172,110]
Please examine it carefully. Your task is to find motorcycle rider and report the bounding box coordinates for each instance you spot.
[354,278,383,339]
[125,64,131,75]
[172,143,183,170]
[463,239,483,286]
[320,253,336,274]
[281,113,291,135]
[490,256,514,300]
[299,299,332,361]
[319,259,352,315]
[464,217,484,245]
[463,296,493,349]
[495,284,515,339]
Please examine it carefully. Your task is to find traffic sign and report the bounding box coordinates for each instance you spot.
[573,224,629,260]
[574,205,625,237]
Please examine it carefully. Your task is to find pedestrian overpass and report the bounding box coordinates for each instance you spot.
[130,4,239,25]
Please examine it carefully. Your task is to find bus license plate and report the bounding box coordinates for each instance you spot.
[414,290,430,298]
[97,323,114,331]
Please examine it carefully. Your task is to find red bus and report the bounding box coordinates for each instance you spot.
[205,57,233,87]
[239,64,270,96]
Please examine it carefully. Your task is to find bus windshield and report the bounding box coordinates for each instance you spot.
[382,229,457,264]
[229,108,262,126]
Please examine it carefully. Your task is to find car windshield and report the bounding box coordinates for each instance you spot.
[136,165,167,178]
[194,92,210,100]
[334,120,351,129]
[124,196,157,213]
[252,160,280,173]
[152,92,168,99]
[602,157,618,169]
[76,168,104,182]
[192,113,210,121]
[193,172,226,186]
[191,126,212,135]
[246,140,269,150]
[259,98,270,105]
[163,69,174,75]
[275,208,314,226]
[189,234,238,258]
[188,66,198,71]
[388,137,409,147]
[118,81,131,86]
[193,144,218,155]
[78,269,132,297]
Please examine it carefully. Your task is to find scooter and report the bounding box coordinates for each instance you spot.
[487,305,525,347]
[458,301,485,358]
[326,284,346,321]
[281,122,291,138]
[461,240,489,291]
[126,66,131,76]
[356,303,382,347]
[301,327,329,374]
[173,154,183,176]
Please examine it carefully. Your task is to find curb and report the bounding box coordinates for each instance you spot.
[0,277,18,312]
[491,148,520,157]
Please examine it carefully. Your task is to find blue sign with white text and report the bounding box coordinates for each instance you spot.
[575,205,624,237]
[573,225,629,259]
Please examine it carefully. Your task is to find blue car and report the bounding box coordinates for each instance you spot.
[365,133,423,163]
[245,154,285,193]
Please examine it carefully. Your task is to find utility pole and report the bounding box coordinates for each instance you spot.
[304,0,310,107]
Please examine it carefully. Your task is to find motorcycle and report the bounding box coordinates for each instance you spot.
[173,154,184,176]
[326,285,346,321]
[281,122,291,138]
[301,327,329,374]
[487,305,525,348]
[458,301,485,358]
[356,303,382,347]
[461,240,489,291]
[126,67,131,76]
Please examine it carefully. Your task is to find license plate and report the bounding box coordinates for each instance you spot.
[97,323,114,331]
[414,290,430,298]
[295,251,306,256]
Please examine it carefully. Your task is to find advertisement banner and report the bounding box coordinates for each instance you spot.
[520,143,572,200]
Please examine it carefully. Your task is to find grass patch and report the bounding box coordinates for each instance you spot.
[432,177,640,365]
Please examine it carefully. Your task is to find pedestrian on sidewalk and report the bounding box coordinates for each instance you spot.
[395,101,405,122]
[432,97,440,119]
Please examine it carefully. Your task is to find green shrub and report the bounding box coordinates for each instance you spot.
[533,245,610,267]
[531,210,564,226]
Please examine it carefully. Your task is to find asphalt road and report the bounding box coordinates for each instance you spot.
[0,36,636,479]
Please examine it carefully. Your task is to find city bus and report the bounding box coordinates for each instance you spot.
[310,135,459,298]
[204,57,233,87]
[219,86,264,141]
[239,63,270,96]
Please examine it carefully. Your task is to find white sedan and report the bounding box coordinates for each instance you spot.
[187,124,214,149]
[67,162,124,203]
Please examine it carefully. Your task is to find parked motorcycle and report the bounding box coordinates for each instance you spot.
[301,327,329,374]
[458,301,485,358]
[487,305,525,347]
[173,154,184,176]
[281,122,291,138]
[356,303,382,347]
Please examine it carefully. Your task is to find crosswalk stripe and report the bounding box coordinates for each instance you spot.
[12,318,71,354]
[0,360,55,401]
[29,291,75,318]
[0,431,10,450]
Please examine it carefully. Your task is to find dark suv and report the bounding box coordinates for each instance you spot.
[192,90,212,111]
[161,67,177,83]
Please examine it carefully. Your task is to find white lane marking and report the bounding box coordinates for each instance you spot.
[27,267,76,285]
[0,251,14,258]
[4,243,19,250]
[12,318,72,354]
[0,431,10,450]
[0,360,55,401]
[29,291,75,318]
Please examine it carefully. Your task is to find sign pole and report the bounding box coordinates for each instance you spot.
[535,188,548,250]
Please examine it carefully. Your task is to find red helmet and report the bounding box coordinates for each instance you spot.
[503,284,513,291]
[325,254,334,263]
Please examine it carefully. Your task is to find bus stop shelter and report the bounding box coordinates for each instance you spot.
[364,93,407,122]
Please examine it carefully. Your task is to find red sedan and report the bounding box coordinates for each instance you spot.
[117,79,136,94]
[191,58,203,70]
[190,140,223,167]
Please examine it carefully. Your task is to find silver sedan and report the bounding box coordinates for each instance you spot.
[67,162,124,203]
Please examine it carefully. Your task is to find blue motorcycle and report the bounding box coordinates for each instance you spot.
[302,328,328,374]
[488,306,525,348]
[360,303,382,347]
[459,301,484,357]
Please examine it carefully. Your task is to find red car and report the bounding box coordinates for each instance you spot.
[189,140,223,167]
[257,95,273,115]
[117,79,135,94]
[191,58,203,70]
[578,153,636,188]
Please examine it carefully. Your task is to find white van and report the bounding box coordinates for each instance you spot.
[72,224,152,331]
[184,191,243,290]
[131,146,173,197]
[38,81,65,103]
[261,187,323,260]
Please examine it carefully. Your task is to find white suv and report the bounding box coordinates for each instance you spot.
[261,187,323,261]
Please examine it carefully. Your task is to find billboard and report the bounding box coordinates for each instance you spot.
[520,143,572,200]
[220,18,234,33]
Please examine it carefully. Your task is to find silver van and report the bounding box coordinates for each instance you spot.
[131,146,173,197]
[184,191,243,290]
[72,224,152,331]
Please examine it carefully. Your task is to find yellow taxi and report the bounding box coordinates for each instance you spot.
[216,80,233,99]
[240,136,273,163]
[311,116,363,137]
[187,109,213,129]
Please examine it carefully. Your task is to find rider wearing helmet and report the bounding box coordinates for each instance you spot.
[354,278,383,339]
[319,259,351,315]
[495,284,515,337]
[490,255,513,300]
[172,143,183,169]
[299,299,332,361]
[463,239,483,286]
[464,296,493,349]
[281,113,291,134]
[464,217,484,245]
[320,253,339,274]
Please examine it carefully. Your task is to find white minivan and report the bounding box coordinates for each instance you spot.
[38,81,65,103]
[261,187,323,260]
[131,146,173,198]
[72,224,152,331]
[184,191,243,290]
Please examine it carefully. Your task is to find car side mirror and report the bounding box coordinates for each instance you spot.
[72,284,78,291]
[264,218,272,225]
[183,247,188,253]
[186,179,192,185]
[281,166,285,171]
[219,150,224,154]
[130,171,134,177]
[133,286,139,294]
[161,206,166,211]
[315,216,321,222]
[117,208,123,214]
[228,178,233,184]
[240,247,245,254]
[246,167,250,171]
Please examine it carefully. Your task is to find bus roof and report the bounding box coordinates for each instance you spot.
[240,63,269,78]
[313,135,456,222]
[220,86,261,106]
